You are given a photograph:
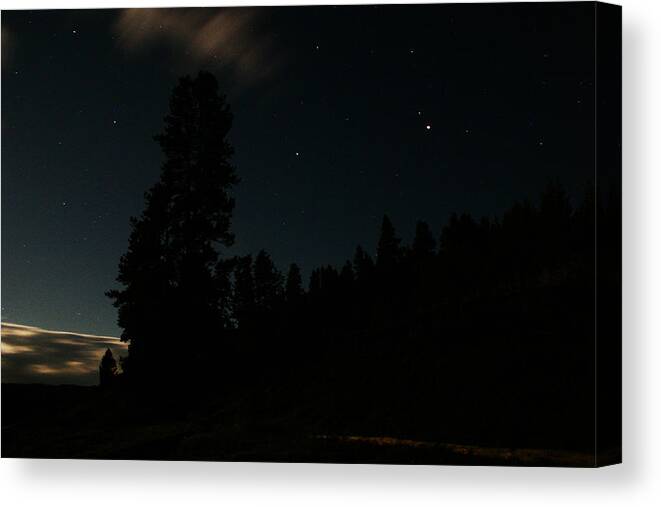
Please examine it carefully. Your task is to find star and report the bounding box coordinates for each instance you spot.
[426,125,431,131]
[295,151,300,157]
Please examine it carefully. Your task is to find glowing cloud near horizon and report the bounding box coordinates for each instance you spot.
[1,322,127,385]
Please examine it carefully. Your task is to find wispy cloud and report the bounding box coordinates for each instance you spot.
[1,322,127,385]
[1,26,14,69]
[113,8,281,85]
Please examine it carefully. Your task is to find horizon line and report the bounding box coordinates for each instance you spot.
[1,321,122,342]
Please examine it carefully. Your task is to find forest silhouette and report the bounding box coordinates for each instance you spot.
[97,71,621,458]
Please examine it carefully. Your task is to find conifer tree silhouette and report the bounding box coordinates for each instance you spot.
[352,245,374,283]
[99,348,118,387]
[376,215,402,270]
[339,260,355,286]
[233,255,256,332]
[285,263,303,303]
[254,250,283,314]
[107,71,238,385]
[412,220,436,259]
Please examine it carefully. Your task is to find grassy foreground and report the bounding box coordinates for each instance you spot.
[2,383,617,466]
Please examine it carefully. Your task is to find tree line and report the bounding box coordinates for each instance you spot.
[102,72,620,451]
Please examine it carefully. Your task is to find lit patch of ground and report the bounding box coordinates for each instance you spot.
[316,435,600,467]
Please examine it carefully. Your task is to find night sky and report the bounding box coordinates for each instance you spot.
[2,3,600,337]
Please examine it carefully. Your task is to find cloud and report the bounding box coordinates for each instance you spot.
[1,322,127,385]
[2,26,15,69]
[113,8,281,85]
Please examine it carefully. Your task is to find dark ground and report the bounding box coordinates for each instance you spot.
[1,383,618,466]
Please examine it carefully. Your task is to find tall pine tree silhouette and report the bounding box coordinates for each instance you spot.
[107,71,238,386]
[376,214,402,270]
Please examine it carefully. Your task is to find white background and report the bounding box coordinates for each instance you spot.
[1,0,659,505]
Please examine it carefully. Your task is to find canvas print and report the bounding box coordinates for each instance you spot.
[1,2,621,466]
